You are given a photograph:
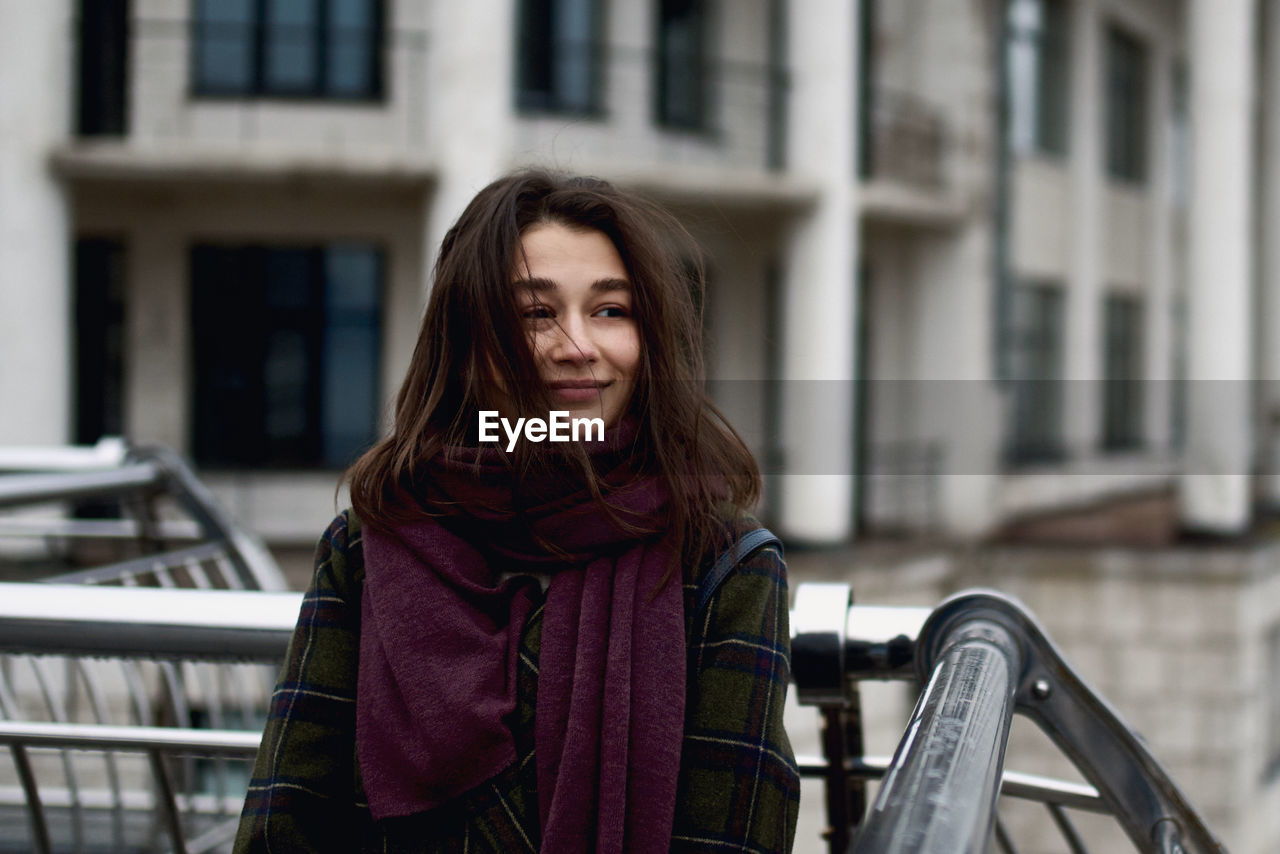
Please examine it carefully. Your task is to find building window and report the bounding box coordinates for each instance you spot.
[655,0,711,130]
[191,243,382,469]
[1007,0,1070,156]
[1105,25,1147,183]
[192,0,383,100]
[74,239,127,445]
[77,0,130,136]
[1101,293,1144,451]
[515,0,603,114]
[1005,283,1065,465]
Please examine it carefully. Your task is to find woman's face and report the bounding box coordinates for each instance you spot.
[506,222,641,430]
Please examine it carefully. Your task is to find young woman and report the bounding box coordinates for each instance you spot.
[234,171,799,853]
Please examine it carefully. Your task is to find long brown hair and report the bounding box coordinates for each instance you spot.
[344,169,760,564]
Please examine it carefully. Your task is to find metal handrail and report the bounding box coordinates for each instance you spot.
[0,439,287,591]
[0,582,299,661]
[0,720,263,757]
[0,464,162,510]
[790,584,1228,854]
[0,584,294,854]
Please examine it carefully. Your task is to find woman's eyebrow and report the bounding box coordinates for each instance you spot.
[514,277,555,292]
[592,277,631,293]
[513,277,631,293]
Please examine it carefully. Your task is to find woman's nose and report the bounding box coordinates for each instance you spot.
[547,315,598,364]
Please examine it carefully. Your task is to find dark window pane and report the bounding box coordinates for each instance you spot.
[1102,293,1144,450]
[1035,0,1069,153]
[192,243,381,468]
[265,0,319,93]
[74,239,127,444]
[1106,26,1147,182]
[1007,0,1069,155]
[656,0,709,129]
[322,246,381,466]
[194,0,255,92]
[553,0,597,112]
[194,0,381,98]
[77,0,130,136]
[1006,283,1065,464]
[192,247,266,465]
[517,0,555,104]
[516,0,601,113]
[327,0,377,96]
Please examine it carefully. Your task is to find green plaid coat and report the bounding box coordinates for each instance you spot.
[234,511,799,853]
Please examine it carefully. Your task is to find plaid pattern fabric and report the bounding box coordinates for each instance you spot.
[234,511,799,853]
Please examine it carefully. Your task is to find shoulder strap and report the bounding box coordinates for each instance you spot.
[695,526,783,613]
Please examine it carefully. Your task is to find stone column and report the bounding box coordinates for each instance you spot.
[1258,0,1280,507]
[776,0,859,543]
[1180,0,1257,532]
[0,0,73,444]
[1144,28,1176,455]
[1062,0,1103,459]
[422,0,517,283]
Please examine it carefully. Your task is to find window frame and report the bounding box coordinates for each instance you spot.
[190,0,386,102]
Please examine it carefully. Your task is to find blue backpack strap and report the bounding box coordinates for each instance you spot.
[695,526,783,613]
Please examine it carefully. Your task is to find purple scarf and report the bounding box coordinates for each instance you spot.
[356,430,686,853]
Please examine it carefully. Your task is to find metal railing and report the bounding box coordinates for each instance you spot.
[0,440,292,853]
[0,584,298,854]
[0,442,1228,852]
[515,40,789,173]
[791,584,1227,854]
[0,438,285,592]
[0,582,1231,853]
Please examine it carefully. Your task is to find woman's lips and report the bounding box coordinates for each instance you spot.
[547,380,609,404]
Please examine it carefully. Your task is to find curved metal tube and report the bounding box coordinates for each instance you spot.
[920,592,1227,854]
[851,610,1022,853]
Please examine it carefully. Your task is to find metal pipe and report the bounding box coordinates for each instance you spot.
[851,617,1022,854]
[0,720,264,757]
[0,583,299,661]
[793,753,1107,813]
[0,465,161,509]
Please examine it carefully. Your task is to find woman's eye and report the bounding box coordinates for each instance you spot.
[595,305,630,318]
[522,305,553,320]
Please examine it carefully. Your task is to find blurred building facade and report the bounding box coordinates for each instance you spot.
[4,0,1280,849]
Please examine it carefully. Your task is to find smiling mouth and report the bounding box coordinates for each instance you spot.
[547,380,610,403]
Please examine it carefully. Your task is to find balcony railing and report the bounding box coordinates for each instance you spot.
[861,88,949,190]
[516,42,789,174]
